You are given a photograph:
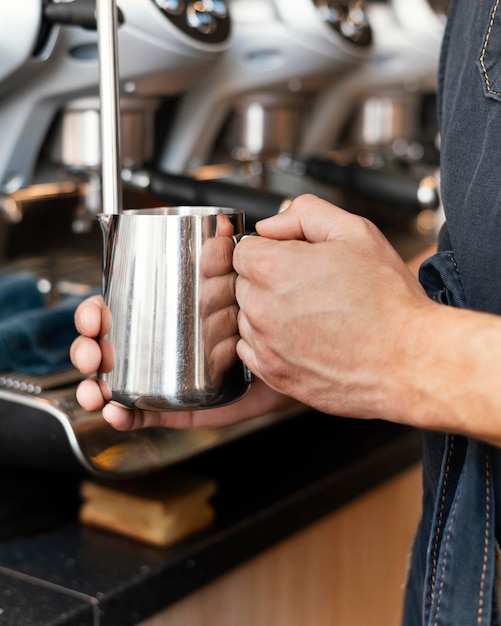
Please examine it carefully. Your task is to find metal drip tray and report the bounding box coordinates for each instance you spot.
[0,371,304,477]
[0,254,304,477]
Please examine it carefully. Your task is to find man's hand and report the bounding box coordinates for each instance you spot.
[233,194,434,419]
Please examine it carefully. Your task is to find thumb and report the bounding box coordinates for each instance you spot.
[255,194,356,243]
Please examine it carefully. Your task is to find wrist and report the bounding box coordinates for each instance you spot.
[381,299,453,431]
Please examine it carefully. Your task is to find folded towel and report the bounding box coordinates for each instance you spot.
[0,271,46,322]
[0,271,95,376]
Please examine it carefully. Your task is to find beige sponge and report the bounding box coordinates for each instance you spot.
[79,472,217,547]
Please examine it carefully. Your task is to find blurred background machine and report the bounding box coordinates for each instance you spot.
[0,0,446,477]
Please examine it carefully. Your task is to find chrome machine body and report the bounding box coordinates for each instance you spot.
[0,0,446,476]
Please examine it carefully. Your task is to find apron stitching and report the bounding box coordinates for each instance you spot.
[430,436,456,610]
[433,478,460,625]
[446,252,461,277]
[477,452,492,625]
[479,0,501,97]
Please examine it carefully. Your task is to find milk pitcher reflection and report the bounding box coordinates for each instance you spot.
[97,206,252,411]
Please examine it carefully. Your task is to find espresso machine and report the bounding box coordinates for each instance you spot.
[156,0,444,228]
[0,0,445,477]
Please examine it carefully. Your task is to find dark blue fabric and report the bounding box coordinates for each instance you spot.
[0,271,45,321]
[404,250,500,625]
[437,0,501,315]
[402,1,501,624]
[0,271,91,376]
[419,251,465,307]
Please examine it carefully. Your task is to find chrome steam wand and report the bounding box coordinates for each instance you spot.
[96,0,123,216]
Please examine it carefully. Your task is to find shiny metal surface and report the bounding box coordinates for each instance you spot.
[52,97,158,171]
[96,0,123,216]
[314,0,372,47]
[0,373,305,477]
[224,94,308,162]
[98,206,251,411]
[350,93,423,148]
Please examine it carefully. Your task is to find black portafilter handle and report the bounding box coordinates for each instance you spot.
[122,168,292,228]
[44,0,125,30]
[305,157,439,213]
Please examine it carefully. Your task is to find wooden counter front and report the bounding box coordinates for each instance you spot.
[142,463,423,626]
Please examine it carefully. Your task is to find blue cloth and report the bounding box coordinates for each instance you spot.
[402,1,501,624]
[0,272,45,321]
[0,271,90,376]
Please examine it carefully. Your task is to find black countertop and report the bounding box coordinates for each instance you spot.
[0,410,423,626]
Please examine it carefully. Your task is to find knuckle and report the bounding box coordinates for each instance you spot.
[355,215,379,238]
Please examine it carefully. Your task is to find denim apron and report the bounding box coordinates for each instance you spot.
[401,1,501,624]
[402,251,500,625]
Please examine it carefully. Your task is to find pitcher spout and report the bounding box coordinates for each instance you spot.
[97,213,117,294]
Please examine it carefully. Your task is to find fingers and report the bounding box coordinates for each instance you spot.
[255,193,374,243]
[215,213,238,237]
[200,236,235,278]
[232,194,351,281]
[75,379,169,431]
[203,302,239,348]
[236,336,259,380]
[199,272,237,317]
[102,404,147,431]
[74,295,104,337]
[100,379,291,431]
[70,336,102,375]
[72,295,112,375]
[76,378,105,412]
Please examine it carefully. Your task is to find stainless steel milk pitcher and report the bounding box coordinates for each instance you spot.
[97,206,252,411]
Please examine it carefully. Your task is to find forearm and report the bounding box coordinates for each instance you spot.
[387,302,501,447]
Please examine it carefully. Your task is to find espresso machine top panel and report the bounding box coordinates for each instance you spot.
[0,0,233,196]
